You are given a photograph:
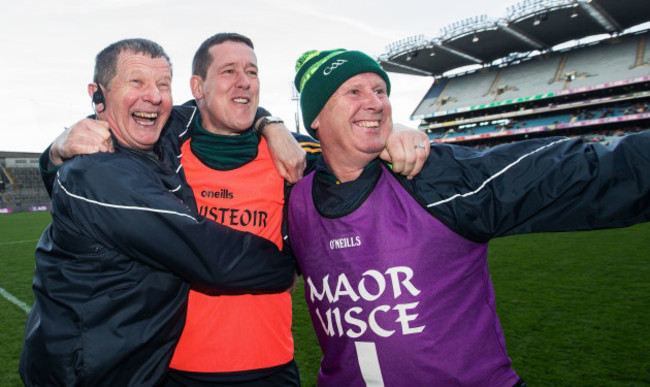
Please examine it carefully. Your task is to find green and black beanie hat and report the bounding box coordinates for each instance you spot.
[294,48,391,138]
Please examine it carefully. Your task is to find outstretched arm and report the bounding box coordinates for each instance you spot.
[414,132,650,241]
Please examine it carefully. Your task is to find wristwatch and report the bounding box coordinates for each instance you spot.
[257,116,284,133]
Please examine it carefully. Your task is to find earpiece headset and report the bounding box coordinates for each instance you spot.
[91,83,106,114]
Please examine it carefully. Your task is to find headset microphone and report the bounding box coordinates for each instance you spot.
[92,83,106,114]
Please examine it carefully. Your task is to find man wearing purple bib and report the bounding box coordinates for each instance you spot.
[287,48,650,386]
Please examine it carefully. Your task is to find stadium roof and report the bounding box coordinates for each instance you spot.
[378,0,650,77]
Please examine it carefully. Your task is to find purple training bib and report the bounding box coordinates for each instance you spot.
[288,165,519,387]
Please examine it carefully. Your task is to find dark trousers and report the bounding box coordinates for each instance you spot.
[163,360,301,387]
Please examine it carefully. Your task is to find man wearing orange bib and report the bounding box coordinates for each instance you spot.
[165,33,316,386]
[172,132,308,383]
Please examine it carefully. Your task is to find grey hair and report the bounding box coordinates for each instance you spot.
[93,38,172,89]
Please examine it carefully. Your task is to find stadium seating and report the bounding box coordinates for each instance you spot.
[420,32,648,120]
[0,154,50,213]
[414,30,650,148]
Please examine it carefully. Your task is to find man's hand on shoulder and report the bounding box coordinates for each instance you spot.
[257,117,306,184]
[50,119,113,165]
[380,123,430,180]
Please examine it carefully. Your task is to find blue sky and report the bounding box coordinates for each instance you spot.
[0,0,517,152]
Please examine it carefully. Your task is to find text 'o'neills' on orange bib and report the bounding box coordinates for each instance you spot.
[170,137,293,373]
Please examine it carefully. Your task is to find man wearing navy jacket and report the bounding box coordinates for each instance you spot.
[20,38,296,387]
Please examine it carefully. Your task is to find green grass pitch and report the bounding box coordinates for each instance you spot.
[1,211,648,386]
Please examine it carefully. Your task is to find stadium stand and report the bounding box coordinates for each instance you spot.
[378,0,650,148]
[0,152,50,214]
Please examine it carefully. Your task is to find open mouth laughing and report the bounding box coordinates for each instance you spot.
[132,112,158,126]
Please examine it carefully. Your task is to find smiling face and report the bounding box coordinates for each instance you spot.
[190,40,259,135]
[94,51,173,151]
[311,72,392,181]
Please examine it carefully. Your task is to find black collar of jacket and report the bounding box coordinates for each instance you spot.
[312,157,383,218]
[112,132,164,163]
